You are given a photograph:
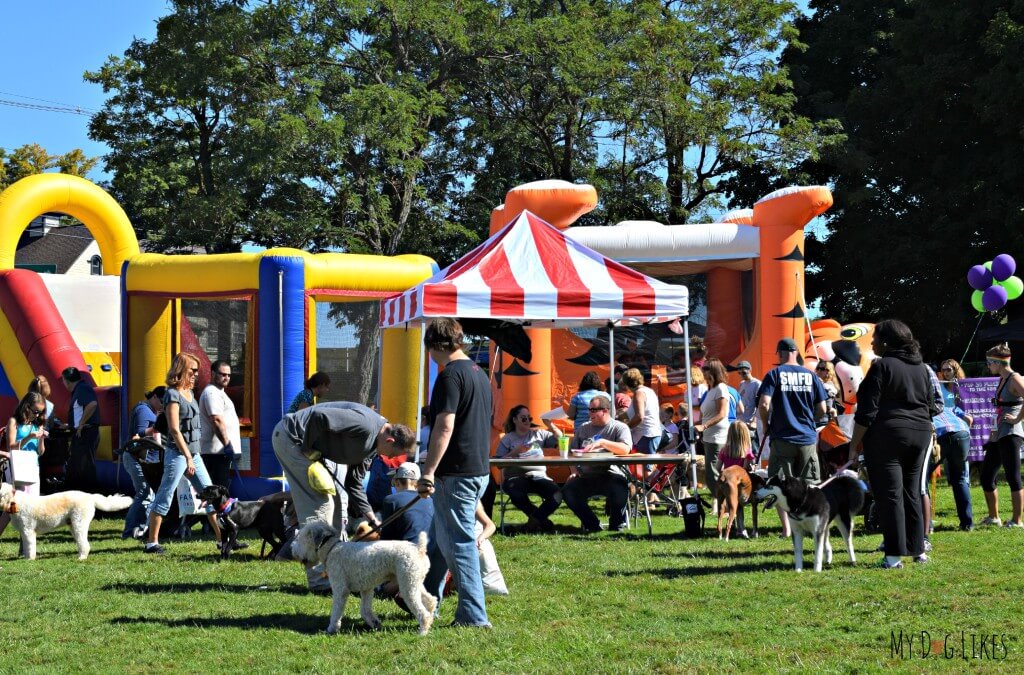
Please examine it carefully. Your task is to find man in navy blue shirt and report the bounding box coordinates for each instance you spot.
[757,338,828,482]
[61,366,100,492]
[757,339,828,537]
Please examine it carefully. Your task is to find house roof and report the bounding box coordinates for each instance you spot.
[15,225,96,273]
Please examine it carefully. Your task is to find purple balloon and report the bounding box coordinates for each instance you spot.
[968,264,993,290]
[992,254,1016,282]
[983,284,1009,312]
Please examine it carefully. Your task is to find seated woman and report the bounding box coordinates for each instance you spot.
[494,405,563,533]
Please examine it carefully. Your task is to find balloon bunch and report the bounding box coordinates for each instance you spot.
[968,254,1023,312]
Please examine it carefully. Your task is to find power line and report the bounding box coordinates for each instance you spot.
[0,98,95,117]
[0,90,100,114]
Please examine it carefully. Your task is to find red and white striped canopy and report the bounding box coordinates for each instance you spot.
[381,210,688,328]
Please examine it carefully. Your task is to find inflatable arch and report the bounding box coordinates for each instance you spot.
[0,173,434,494]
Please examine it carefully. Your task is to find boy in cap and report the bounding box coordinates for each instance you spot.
[381,461,435,544]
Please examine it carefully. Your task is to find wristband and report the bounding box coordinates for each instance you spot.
[418,477,434,486]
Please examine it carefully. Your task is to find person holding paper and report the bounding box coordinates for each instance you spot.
[494,405,563,533]
[5,392,47,496]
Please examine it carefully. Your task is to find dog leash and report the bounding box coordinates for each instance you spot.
[754,432,769,464]
[814,460,854,489]
[350,494,425,543]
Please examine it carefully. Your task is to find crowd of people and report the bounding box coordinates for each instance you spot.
[4,316,1024,629]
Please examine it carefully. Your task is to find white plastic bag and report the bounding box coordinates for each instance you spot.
[10,450,40,486]
[478,538,509,596]
[175,477,205,515]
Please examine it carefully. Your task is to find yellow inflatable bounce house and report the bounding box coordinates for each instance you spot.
[0,174,433,493]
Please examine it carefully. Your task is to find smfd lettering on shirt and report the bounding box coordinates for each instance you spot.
[778,370,816,393]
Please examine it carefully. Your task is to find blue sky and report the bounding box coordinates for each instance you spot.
[0,1,165,178]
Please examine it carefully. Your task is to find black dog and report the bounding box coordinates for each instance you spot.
[197,485,291,560]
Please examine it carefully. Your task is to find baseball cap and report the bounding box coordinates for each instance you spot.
[388,462,421,480]
[776,338,799,353]
[736,360,752,370]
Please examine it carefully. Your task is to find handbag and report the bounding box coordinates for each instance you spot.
[10,450,40,486]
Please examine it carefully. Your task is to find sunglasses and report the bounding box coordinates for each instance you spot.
[217,372,232,377]
[588,406,608,413]
[189,368,199,374]
[940,367,953,372]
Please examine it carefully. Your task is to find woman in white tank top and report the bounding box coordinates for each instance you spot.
[621,368,663,453]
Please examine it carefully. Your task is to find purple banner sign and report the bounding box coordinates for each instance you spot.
[955,377,998,461]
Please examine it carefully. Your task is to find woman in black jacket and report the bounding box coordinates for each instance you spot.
[849,320,939,569]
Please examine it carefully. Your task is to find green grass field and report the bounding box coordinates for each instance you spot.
[1,485,1022,673]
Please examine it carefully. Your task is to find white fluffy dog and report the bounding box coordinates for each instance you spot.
[292,520,437,636]
[0,482,131,560]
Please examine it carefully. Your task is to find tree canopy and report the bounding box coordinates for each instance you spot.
[766,0,1024,357]
[87,0,831,263]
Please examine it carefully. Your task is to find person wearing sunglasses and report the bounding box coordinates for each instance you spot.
[4,392,48,497]
[494,405,563,533]
[979,343,1024,528]
[561,393,633,533]
[143,352,221,555]
[813,361,840,425]
[933,359,974,531]
[199,360,242,496]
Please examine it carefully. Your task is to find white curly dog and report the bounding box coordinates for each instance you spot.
[292,520,437,636]
[0,482,131,560]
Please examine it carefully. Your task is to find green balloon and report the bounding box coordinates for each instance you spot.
[972,290,986,312]
[1001,276,1024,301]
[985,261,993,270]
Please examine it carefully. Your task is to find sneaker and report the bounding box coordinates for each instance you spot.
[960,524,974,532]
[923,539,932,552]
[913,554,929,564]
[1003,521,1023,529]
[132,525,149,540]
[450,621,493,629]
[880,559,903,569]
[981,517,1003,527]
[143,543,165,555]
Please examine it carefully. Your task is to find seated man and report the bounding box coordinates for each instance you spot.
[495,405,563,533]
[561,393,634,533]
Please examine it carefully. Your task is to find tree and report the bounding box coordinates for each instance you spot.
[0,144,99,190]
[774,0,1024,357]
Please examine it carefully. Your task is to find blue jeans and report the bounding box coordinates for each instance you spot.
[425,474,489,626]
[938,430,973,529]
[121,452,153,535]
[148,452,213,517]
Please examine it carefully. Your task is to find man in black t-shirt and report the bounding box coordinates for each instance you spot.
[417,318,493,628]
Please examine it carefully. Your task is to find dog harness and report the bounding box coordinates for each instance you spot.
[215,498,238,515]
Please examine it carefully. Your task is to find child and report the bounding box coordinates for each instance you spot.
[660,403,680,454]
[716,421,755,474]
[715,421,755,538]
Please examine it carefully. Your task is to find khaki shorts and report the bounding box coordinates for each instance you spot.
[767,439,820,483]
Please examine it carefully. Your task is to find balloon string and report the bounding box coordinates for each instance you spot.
[959,312,986,365]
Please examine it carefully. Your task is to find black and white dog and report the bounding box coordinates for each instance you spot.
[755,473,865,572]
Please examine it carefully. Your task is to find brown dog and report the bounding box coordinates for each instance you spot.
[716,466,753,540]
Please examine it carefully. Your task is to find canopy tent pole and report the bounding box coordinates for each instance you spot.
[683,318,696,492]
[414,325,425,462]
[607,321,616,405]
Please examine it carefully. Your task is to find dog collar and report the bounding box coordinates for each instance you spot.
[216,498,238,515]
